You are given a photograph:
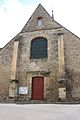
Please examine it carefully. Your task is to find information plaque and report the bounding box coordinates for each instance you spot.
[19,87,28,94]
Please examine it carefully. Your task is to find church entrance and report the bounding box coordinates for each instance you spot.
[32,77,44,100]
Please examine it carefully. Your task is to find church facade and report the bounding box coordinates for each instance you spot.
[0,4,80,103]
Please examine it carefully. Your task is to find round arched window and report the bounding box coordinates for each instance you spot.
[30,37,48,59]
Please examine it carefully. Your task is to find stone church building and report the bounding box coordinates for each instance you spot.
[0,4,80,103]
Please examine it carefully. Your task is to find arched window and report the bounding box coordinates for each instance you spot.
[30,37,48,59]
[37,17,43,27]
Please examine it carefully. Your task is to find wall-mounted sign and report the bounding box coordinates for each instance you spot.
[19,87,28,94]
[59,87,66,100]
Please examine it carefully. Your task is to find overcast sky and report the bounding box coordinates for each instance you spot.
[0,0,80,47]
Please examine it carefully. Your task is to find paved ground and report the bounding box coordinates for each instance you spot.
[0,104,80,120]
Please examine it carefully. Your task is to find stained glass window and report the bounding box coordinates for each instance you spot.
[30,37,48,59]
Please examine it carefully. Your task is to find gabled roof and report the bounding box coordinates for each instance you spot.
[21,4,61,33]
[0,4,80,52]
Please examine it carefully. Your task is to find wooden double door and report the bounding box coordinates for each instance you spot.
[32,77,44,100]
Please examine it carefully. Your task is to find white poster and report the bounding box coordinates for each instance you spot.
[19,87,28,94]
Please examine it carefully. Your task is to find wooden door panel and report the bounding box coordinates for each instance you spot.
[32,77,44,100]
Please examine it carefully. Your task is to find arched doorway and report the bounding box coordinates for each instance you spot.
[32,76,44,100]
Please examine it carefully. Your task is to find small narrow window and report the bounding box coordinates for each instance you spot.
[38,17,43,27]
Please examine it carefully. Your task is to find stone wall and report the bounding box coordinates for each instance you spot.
[0,40,14,102]
[64,29,80,101]
[17,29,59,102]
